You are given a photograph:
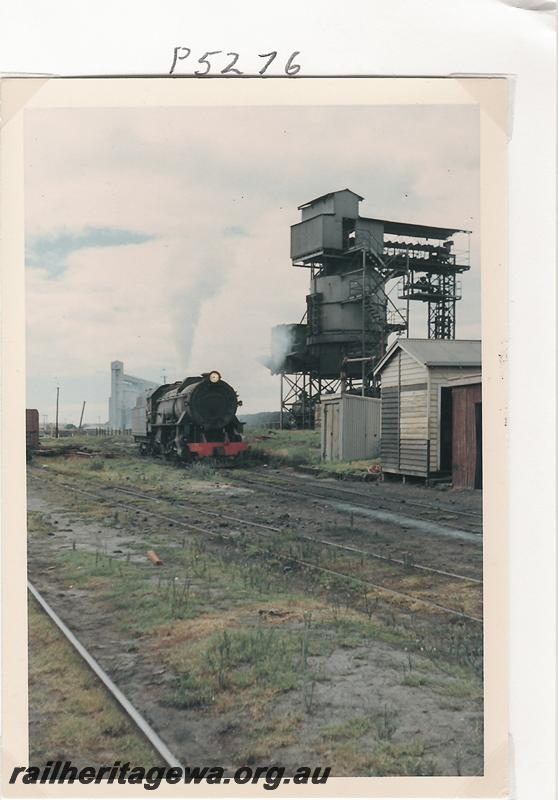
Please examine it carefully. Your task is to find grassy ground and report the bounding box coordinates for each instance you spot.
[34,446,223,497]
[30,453,483,659]
[245,429,321,465]
[38,429,380,478]
[30,460,483,626]
[244,429,380,477]
[37,433,132,450]
[28,596,158,766]
[45,544,482,774]
[28,480,483,774]
[27,447,483,775]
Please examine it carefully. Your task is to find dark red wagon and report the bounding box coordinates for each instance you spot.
[26,409,40,459]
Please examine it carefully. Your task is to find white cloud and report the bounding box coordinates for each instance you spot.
[25,104,480,421]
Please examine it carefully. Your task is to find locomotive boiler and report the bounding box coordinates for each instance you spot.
[132,371,248,461]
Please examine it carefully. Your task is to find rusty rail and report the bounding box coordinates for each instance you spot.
[28,580,183,768]
[36,477,482,625]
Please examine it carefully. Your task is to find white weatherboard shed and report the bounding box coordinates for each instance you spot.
[373,339,481,478]
[321,394,381,462]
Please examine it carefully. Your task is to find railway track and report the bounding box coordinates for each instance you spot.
[28,470,481,581]
[113,485,482,585]
[232,471,483,538]
[29,473,483,625]
[28,579,183,768]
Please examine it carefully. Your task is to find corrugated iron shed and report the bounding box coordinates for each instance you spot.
[321,394,381,462]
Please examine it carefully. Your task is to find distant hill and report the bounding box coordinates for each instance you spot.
[239,411,281,429]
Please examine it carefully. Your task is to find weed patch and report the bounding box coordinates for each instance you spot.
[374,704,399,741]
[245,430,320,467]
[401,673,430,687]
[27,596,156,765]
[366,740,438,776]
[27,511,53,538]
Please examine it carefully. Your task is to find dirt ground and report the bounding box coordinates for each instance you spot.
[257,464,484,517]
[27,454,483,777]
[28,596,157,767]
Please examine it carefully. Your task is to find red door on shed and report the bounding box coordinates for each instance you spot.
[451,383,482,489]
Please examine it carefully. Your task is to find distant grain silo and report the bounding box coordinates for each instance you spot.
[108,361,158,431]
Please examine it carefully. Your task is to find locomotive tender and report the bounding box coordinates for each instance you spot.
[132,371,247,461]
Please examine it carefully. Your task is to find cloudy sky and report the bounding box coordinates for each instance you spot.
[25,104,480,423]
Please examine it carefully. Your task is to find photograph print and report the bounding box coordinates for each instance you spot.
[22,85,488,784]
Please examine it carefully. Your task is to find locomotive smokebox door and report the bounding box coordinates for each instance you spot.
[188,380,238,430]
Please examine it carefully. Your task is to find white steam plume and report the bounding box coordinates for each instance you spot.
[163,238,226,373]
[261,323,296,374]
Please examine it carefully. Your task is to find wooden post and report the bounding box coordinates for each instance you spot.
[406,245,410,337]
[280,373,284,430]
[147,550,163,566]
[55,386,60,439]
[78,401,86,432]
[426,439,431,486]
[340,357,347,395]
[361,248,366,396]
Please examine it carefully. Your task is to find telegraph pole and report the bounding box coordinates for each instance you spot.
[279,374,284,430]
[406,245,410,337]
[361,247,366,396]
[78,401,86,432]
[55,387,60,438]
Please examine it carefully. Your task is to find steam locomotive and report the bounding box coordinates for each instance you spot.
[132,371,248,461]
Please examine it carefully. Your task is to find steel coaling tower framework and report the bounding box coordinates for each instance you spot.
[280,226,470,427]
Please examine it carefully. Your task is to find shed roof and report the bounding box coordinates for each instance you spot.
[297,192,471,238]
[443,373,482,387]
[374,338,481,374]
[361,217,470,240]
[298,188,364,210]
